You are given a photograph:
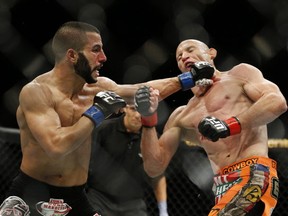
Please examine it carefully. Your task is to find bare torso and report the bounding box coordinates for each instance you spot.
[169,68,268,173]
[16,72,181,186]
[16,72,103,186]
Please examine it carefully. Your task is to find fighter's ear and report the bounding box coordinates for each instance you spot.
[67,48,78,63]
[209,48,217,60]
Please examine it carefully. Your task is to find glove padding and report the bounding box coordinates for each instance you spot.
[83,91,126,126]
[135,85,151,116]
[134,86,158,127]
[178,61,214,90]
[198,116,241,142]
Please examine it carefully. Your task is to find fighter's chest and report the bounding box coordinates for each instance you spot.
[56,95,94,126]
[199,81,242,111]
[178,83,241,127]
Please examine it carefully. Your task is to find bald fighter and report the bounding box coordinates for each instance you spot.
[135,39,287,216]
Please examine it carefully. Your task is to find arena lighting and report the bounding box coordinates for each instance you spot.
[1,0,287,128]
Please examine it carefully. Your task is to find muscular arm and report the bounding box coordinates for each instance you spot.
[18,83,94,159]
[141,121,182,177]
[234,64,287,129]
[138,88,186,177]
[96,76,181,104]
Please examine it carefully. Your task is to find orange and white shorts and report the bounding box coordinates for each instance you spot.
[208,156,279,216]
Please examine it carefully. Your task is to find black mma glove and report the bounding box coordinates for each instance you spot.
[198,116,241,142]
[83,91,126,127]
[135,86,158,127]
[178,61,214,90]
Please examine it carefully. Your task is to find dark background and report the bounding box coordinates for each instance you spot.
[0,0,287,137]
[0,1,288,215]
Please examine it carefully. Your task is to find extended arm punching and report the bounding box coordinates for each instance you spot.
[134,61,216,177]
[95,61,214,105]
[135,61,215,127]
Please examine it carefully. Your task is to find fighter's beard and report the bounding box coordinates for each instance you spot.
[74,52,96,84]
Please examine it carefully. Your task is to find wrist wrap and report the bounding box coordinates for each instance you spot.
[178,72,195,91]
[83,106,105,127]
[141,112,158,128]
[225,116,241,135]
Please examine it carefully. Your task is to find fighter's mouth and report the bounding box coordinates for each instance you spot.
[185,62,194,71]
[91,70,100,79]
[92,64,103,76]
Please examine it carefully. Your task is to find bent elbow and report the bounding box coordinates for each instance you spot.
[280,103,288,115]
[44,139,70,160]
[276,95,288,115]
[145,169,163,178]
[267,93,288,117]
[143,163,166,178]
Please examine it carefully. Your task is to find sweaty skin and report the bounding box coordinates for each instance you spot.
[140,39,287,177]
[17,30,181,187]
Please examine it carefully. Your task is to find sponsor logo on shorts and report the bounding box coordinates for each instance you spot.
[223,158,258,174]
[36,198,72,216]
[243,185,262,203]
[271,177,279,200]
[214,177,242,203]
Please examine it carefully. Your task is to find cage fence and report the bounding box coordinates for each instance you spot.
[0,127,287,216]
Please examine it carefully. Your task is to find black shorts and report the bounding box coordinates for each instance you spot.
[6,170,102,216]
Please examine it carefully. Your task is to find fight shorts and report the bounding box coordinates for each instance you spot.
[6,170,102,216]
[209,156,279,216]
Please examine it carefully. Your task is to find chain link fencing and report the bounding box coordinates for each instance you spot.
[0,127,287,215]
